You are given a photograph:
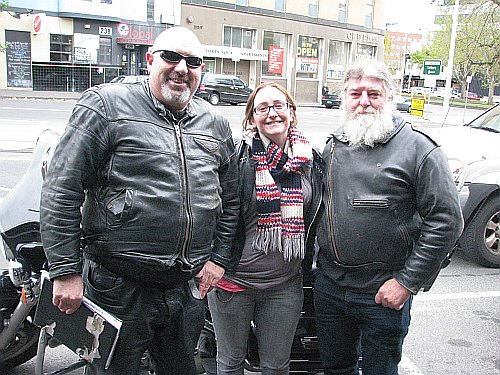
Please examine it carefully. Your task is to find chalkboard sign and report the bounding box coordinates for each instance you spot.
[5,30,32,88]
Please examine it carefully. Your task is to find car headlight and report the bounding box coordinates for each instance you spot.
[447,158,467,191]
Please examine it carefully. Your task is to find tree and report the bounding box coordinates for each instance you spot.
[426,0,499,103]
[1,0,10,53]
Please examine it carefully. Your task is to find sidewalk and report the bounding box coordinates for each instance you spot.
[0,89,81,100]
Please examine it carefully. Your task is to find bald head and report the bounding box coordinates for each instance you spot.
[152,27,203,58]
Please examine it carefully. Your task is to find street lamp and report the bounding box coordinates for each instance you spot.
[442,0,460,116]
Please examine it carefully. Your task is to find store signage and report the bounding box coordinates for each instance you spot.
[202,45,268,61]
[116,23,160,45]
[99,27,112,36]
[268,46,284,74]
[297,36,318,73]
[347,31,378,44]
[32,13,47,35]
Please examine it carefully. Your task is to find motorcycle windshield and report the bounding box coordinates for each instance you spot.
[0,130,60,234]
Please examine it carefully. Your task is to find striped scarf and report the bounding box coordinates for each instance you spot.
[252,128,312,261]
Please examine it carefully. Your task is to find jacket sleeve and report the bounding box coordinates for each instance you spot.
[40,89,110,279]
[394,146,464,293]
[209,120,240,269]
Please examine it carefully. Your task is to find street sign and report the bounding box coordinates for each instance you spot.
[423,59,441,75]
[410,98,425,117]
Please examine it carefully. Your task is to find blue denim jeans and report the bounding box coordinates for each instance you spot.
[207,276,303,375]
[313,270,412,375]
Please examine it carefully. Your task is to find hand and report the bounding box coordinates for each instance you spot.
[52,274,84,314]
[195,261,225,299]
[374,278,411,310]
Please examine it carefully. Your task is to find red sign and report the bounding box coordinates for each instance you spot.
[268,46,284,74]
[33,15,42,33]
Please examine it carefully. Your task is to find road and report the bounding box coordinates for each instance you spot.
[1,98,498,375]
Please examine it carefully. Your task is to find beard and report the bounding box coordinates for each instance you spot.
[342,103,396,148]
[160,74,193,108]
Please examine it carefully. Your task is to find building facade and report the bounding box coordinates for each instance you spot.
[1,0,387,103]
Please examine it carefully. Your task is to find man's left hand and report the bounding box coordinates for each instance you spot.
[375,278,411,310]
[195,261,225,299]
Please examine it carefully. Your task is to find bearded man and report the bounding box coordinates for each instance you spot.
[314,61,463,375]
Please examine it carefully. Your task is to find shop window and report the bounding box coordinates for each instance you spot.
[50,34,73,62]
[339,0,347,23]
[355,44,376,63]
[327,40,351,81]
[262,31,288,77]
[99,37,111,65]
[296,35,319,79]
[236,0,248,5]
[223,26,254,49]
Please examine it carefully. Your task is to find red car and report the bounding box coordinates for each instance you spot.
[466,92,481,100]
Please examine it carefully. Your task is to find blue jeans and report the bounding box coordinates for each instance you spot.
[207,277,303,375]
[313,270,412,375]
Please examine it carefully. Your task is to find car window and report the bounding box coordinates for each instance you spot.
[233,79,245,87]
[468,105,500,132]
[215,78,232,85]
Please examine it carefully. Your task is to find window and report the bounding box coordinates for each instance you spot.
[50,34,73,62]
[101,0,112,3]
[99,37,111,64]
[339,0,347,23]
[147,0,154,22]
[327,40,351,81]
[297,35,319,79]
[223,26,254,49]
[262,31,288,77]
[309,0,318,17]
[365,0,374,27]
[355,44,376,63]
[236,0,248,5]
[275,0,285,12]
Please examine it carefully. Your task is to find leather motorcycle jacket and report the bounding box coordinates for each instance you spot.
[40,81,240,281]
[226,138,324,273]
[317,116,463,294]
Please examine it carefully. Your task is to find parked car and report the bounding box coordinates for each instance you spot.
[195,73,253,105]
[427,104,500,268]
[110,75,149,83]
[393,95,412,113]
[465,92,481,101]
[321,91,342,108]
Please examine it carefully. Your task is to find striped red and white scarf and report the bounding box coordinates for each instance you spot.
[252,128,312,261]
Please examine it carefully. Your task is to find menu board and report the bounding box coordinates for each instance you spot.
[5,30,32,88]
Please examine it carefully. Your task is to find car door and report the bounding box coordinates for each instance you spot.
[216,77,234,103]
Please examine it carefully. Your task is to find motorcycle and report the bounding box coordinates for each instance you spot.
[0,129,59,371]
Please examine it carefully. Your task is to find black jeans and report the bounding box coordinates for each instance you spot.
[83,261,205,375]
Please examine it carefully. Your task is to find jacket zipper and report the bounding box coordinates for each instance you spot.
[325,141,342,262]
[172,119,194,270]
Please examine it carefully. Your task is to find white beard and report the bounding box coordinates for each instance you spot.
[342,104,396,148]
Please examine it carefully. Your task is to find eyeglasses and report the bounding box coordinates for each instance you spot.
[153,50,203,68]
[253,102,289,116]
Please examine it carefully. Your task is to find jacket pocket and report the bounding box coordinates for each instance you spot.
[105,189,134,230]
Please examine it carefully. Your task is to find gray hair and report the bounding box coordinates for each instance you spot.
[343,61,396,99]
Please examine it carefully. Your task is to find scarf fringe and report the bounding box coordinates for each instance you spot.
[253,228,283,254]
[283,235,306,262]
[253,230,306,262]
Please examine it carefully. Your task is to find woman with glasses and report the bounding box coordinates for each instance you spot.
[207,82,324,375]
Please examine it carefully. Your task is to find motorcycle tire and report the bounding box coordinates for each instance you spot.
[0,320,40,370]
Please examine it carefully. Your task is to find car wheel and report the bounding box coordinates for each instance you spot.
[463,194,500,268]
[325,105,333,109]
[208,93,220,105]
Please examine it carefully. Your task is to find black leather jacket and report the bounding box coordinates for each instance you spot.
[40,81,240,280]
[317,116,463,294]
[226,138,324,273]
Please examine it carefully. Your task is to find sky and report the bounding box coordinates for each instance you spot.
[384,0,437,33]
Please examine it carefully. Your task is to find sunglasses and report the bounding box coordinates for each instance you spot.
[154,50,203,68]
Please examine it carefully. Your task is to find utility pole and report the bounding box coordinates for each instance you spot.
[442,0,460,116]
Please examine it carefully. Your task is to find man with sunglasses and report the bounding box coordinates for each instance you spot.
[40,26,239,375]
